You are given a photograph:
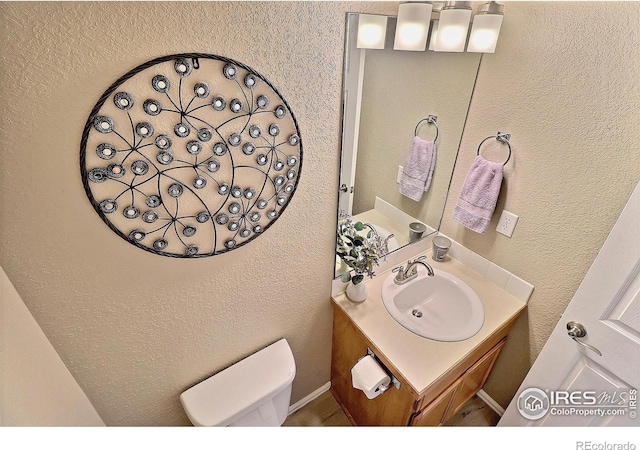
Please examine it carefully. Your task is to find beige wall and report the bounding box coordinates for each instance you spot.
[0,1,396,426]
[2,1,639,425]
[1,267,104,426]
[439,2,640,407]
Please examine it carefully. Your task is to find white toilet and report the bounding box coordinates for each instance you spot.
[180,338,296,426]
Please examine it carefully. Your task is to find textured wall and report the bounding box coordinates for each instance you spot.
[3,1,639,425]
[439,2,640,407]
[1,267,104,426]
[0,1,396,425]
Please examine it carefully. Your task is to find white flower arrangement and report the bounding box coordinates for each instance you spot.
[336,211,390,285]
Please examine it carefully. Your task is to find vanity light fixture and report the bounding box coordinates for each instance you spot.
[433,1,473,52]
[427,19,439,50]
[393,2,433,51]
[427,2,442,51]
[467,1,504,53]
[357,14,388,49]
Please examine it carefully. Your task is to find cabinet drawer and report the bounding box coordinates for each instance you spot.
[411,378,462,426]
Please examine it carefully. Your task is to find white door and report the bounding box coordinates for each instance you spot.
[338,14,366,215]
[500,181,640,426]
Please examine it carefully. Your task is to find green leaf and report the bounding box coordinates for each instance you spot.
[354,222,364,231]
[341,272,352,283]
[352,274,364,285]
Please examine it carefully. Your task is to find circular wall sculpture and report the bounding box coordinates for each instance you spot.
[80,54,302,257]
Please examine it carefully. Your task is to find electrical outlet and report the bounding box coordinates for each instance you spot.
[496,210,519,237]
[397,165,404,184]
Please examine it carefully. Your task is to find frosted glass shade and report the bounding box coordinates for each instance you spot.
[393,2,433,51]
[357,14,388,49]
[433,8,472,52]
[467,13,503,53]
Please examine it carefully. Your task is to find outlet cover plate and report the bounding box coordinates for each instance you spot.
[496,210,519,237]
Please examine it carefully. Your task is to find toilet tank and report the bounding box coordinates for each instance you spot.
[180,339,296,426]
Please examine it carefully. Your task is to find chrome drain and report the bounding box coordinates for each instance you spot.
[412,309,423,318]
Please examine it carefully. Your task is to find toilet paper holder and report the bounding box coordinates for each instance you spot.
[364,347,402,391]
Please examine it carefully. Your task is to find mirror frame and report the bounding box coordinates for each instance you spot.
[335,12,482,279]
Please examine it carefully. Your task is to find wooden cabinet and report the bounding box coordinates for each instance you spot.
[442,340,504,423]
[411,378,462,426]
[330,302,416,425]
[330,303,509,426]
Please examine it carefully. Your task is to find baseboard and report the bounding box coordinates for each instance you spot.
[477,389,505,416]
[288,381,332,415]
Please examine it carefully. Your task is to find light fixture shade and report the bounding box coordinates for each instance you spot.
[394,2,433,51]
[467,3,504,53]
[357,14,388,49]
[433,3,472,52]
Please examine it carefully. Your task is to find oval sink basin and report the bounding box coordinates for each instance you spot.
[381,268,484,342]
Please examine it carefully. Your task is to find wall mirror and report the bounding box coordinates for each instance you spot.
[335,13,482,279]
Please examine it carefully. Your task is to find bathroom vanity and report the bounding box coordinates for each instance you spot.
[330,251,526,426]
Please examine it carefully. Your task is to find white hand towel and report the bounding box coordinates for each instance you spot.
[400,137,436,202]
[452,155,503,234]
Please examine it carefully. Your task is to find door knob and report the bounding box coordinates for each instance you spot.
[566,321,602,356]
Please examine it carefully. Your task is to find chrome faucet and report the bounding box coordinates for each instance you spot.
[363,223,376,233]
[392,256,434,285]
[363,223,394,252]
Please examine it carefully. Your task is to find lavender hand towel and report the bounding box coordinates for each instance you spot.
[452,155,503,234]
[400,137,436,202]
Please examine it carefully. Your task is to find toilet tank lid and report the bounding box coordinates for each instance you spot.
[180,338,296,426]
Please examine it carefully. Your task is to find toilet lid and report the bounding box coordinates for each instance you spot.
[180,339,296,426]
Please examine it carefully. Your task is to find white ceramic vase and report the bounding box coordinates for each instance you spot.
[346,279,368,303]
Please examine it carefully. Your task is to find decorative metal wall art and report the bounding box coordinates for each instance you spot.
[80,54,302,257]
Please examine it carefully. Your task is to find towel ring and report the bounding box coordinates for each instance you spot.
[477,132,512,166]
[414,115,439,143]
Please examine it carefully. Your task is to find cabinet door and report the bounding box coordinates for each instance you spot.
[411,378,462,426]
[443,339,505,423]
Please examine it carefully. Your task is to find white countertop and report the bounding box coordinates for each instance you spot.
[331,249,527,395]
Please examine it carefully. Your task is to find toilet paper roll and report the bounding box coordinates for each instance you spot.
[351,355,391,400]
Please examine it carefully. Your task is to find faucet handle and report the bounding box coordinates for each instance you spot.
[405,256,425,278]
[392,266,405,282]
[405,256,425,265]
